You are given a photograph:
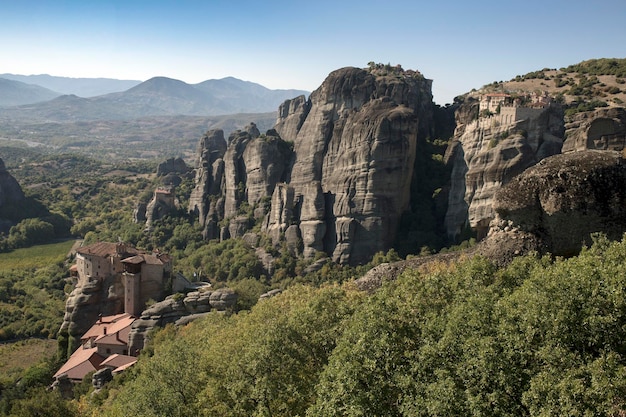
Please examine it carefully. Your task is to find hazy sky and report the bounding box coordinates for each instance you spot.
[2,0,625,104]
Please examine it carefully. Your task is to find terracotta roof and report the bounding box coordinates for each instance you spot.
[76,242,140,258]
[121,253,167,266]
[112,360,137,374]
[53,347,104,381]
[100,354,138,370]
[81,313,135,343]
[121,255,145,265]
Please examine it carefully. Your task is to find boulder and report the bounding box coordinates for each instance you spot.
[156,157,189,176]
[491,150,626,257]
[92,368,113,389]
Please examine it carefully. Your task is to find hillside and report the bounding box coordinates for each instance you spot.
[474,58,626,113]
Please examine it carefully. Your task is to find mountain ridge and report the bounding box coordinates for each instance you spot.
[0,78,61,107]
[0,75,309,121]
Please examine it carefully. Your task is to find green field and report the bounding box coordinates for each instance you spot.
[0,338,58,384]
[0,240,76,271]
[0,239,76,341]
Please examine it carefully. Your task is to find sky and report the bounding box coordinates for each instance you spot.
[1,0,625,105]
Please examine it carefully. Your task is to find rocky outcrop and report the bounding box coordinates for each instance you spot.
[490,150,626,257]
[133,202,147,223]
[189,129,228,236]
[128,288,237,353]
[59,274,125,350]
[562,107,626,152]
[144,187,177,228]
[0,158,26,233]
[189,124,292,240]
[189,67,434,264]
[92,368,113,389]
[270,67,434,264]
[156,157,189,176]
[445,102,564,241]
[0,158,25,207]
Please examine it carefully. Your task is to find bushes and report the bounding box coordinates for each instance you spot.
[6,218,55,249]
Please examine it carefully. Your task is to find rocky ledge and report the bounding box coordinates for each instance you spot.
[128,288,237,353]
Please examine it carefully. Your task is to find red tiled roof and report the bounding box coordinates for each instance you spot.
[121,255,145,265]
[53,347,104,381]
[81,313,135,343]
[113,361,137,374]
[121,253,167,266]
[100,354,138,370]
[76,242,140,258]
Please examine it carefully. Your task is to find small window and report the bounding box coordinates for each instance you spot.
[106,348,111,354]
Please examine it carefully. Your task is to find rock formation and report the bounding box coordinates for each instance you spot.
[188,123,292,240]
[144,186,177,228]
[60,272,126,351]
[489,150,626,257]
[190,66,435,264]
[156,157,189,177]
[562,107,626,152]
[128,288,237,353]
[444,99,564,241]
[0,158,25,207]
[0,158,26,233]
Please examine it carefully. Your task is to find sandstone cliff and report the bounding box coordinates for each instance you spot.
[444,100,564,241]
[190,66,435,264]
[59,273,125,352]
[189,123,293,240]
[562,107,626,152]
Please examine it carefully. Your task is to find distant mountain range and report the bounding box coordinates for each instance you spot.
[0,74,141,97]
[0,74,309,121]
[0,78,60,106]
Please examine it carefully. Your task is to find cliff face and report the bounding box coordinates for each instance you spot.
[190,66,434,264]
[562,107,626,153]
[0,158,26,232]
[60,274,125,348]
[444,102,564,240]
[189,123,293,240]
